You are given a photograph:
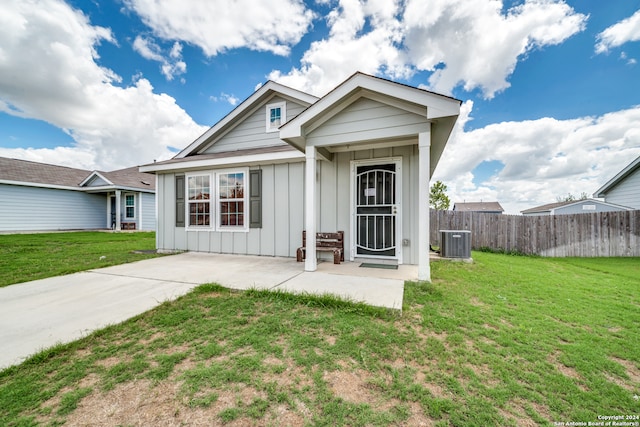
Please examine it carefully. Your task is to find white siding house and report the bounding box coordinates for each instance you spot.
[141,73,461,281]
[0,158,156,232]
[594,156,640,209]
[521,199,633,216]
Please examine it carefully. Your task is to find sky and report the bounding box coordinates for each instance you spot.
[0,0,639,214]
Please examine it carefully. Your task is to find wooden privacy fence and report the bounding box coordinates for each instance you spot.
[430,209,640,257]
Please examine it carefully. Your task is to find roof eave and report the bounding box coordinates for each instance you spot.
[594,155,640,197]
[176,81,318,159]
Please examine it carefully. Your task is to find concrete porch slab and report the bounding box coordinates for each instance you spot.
[274,271,404,311]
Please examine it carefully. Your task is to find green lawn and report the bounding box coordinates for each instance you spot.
[0,232,162,287]
[1,250,638,426]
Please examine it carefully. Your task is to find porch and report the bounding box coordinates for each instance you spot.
[150,252,409,310]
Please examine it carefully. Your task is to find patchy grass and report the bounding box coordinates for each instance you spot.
[0,252,638,426]
[0,231,163,287]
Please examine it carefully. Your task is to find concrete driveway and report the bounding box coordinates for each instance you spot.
[0,252,409,369]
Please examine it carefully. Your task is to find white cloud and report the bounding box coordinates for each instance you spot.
[268,0,587,98]
[133,35,186,81]
[595,9,640,54]
[433,103,640,214]
[124,0,315,56]
[210,92,239,106]
[0,0,206,170]
[268,0,408,95]
[404,0,587,98]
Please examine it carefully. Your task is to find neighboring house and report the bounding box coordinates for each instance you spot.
[521,198,632,216]
[0,157,156,232]
[141,72,461,281]
[453,202,504,214]
[594,155,640,209]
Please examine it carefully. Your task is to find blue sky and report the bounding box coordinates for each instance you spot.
[1,0,639,213]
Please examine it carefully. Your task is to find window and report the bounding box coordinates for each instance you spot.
[187,175,211,227]
[266,102,286,132]
[125,194,135,219]
[184,170,251,231]
[217,171,247,229]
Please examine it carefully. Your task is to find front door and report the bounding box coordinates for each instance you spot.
[353,160,401,260]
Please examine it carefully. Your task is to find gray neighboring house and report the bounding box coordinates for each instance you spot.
[594,155,640,209]
[0,157,156,232]
[521,198,632,216]
[453,201,504,214]
[141,72,462,281]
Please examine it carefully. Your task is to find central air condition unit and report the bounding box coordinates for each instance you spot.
[440,230,471,258]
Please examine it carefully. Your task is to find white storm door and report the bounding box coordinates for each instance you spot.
[353,160,401,260]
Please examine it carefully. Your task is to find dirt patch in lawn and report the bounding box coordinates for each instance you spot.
[609,356,640,391]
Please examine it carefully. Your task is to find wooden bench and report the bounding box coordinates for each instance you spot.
[296,231,344,264]
[121,222,136,230]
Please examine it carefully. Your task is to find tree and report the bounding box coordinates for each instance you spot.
[430,180,450,210]
[556,192,588,203]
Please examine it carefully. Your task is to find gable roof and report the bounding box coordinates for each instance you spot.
[594,155,640,197]
[279,72,462,174]
[0,157,92,188]
[176,80,318,159]
[521,198,632,214]
[453,202,504,213]
[0,157,155,192]
[520,200,574,214]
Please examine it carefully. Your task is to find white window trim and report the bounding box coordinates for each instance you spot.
[186,172,213,229]
[216,168,249,232]
[184,170,249,232]
[124,193,136,220]
[265,101,286,133]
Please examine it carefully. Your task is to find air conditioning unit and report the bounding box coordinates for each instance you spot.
[440,230,471,258]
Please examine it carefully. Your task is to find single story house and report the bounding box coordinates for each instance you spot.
[594,155,640,209]
[520,198,632,216]
[141,72,461,281]
[453,201,504,214]
[0,157,156,232]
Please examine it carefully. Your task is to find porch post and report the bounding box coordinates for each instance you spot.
[305,147,317,271]
[106,194,112,229]
[115,189,122,231]
[418,128,431,281]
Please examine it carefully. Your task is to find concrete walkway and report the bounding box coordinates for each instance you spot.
[0,252,410,369]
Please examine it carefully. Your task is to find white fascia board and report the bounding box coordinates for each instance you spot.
[280,73,461,141]
[594,155,640,197]
[0,179,81,191]
[82,185,155,194]
[140,150,305,173]
[79,171,113,187]
[176,81,318,159]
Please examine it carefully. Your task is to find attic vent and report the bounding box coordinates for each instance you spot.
[141,180,151,186]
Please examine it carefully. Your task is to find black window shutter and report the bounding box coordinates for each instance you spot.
[249,170,262,228]
[175,175,185,227]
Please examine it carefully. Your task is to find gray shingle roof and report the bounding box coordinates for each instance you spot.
[0,157,154,191]
[520,200,573,214]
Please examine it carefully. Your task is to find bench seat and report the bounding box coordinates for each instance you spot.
[296,231,344,264]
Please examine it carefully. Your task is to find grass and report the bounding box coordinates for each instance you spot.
[0,231,163,287]
[0,249,639,426]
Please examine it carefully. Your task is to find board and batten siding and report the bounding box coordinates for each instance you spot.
[156,161,305,257]
[317,146,419,264]
[0,184,105,232]
[604,167,640,209]
[203,97,308,154]
[155,144,422,264]
[306,98,429,147]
